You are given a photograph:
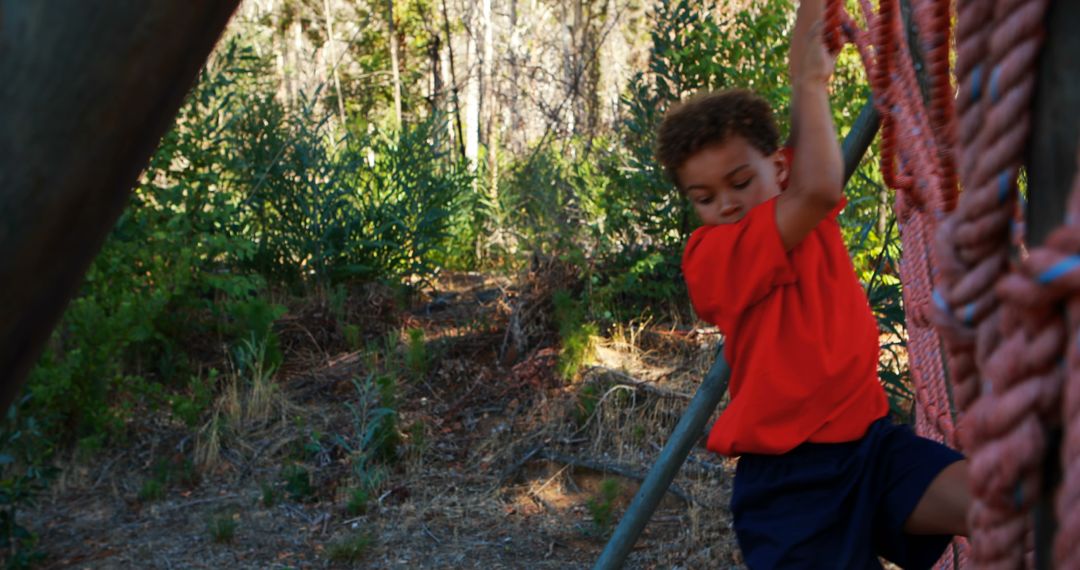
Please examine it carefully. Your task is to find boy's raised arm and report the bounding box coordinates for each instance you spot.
[774,1,843,251]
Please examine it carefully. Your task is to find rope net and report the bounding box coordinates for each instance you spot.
[821,0,1080,567]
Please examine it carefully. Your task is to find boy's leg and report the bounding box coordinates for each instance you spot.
[874,422,965,569]
[903,459,970,536]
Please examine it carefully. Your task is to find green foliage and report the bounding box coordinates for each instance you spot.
[574,384,601,427]
[345,487,371,516]
[27,33,469,450]
[333,373,400,501]
[553,291,597,381]
[0,397,56,569]
[260,481,278,508]
[861,219,914,421]
[281,464,315,503]
[368,375,401,464]
[588,247,686,322]
[139,479,165,502]
[207,514,238,544]
[343,324,363,351]
[139,456,199,503]
[405,420,428,459]
[170,370,218,428]
[326,531,374,563]
[404,328,429,377]
[585,478,622,537]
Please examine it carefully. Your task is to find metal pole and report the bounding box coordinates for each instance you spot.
[593,99,880,570]
[592,345,730,570]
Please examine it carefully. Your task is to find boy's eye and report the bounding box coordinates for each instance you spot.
[695,196,714,205]
[732,177,753,189]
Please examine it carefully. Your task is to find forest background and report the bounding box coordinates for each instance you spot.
[1,0,909,567]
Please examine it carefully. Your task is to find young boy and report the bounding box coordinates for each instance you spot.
[656,2,971,568]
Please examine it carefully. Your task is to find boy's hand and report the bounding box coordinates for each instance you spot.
[795,20,835,86]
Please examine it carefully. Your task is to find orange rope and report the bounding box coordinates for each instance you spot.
[826,1,1080,566]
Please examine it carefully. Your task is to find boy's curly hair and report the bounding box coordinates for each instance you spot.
[656,89,780,189]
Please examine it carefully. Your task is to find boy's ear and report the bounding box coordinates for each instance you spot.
[774,147,791,191]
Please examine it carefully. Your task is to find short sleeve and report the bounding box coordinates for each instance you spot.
[682,197,797,330]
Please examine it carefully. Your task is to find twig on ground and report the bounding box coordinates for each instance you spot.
[498,443,545,485]
[534,449,696,506]
[583,366,692,400]
[423,524,442,544]
[156,493,242,514]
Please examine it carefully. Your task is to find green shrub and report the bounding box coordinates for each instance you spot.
[0,397,56,569]
[139,479,165,502]
[553,291,596,381]
[574,384,601,427]
[281,464,315,503]
[404,328,428,377]
[260,481,277,508]
[327,532,374,562]
[585,478,622,537]
[207,514,237,544]
[345,487,371,516]
[170,370,218,428]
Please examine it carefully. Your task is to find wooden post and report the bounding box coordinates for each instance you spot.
[593,99,880,570]
[1028,2,1080,568]
[0,1,241,413]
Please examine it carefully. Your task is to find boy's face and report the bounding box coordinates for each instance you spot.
[677,136,788,225]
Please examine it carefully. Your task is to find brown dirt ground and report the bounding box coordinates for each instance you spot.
[24,268,743,569]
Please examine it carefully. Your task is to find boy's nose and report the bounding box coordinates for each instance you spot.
[720,204,741,218]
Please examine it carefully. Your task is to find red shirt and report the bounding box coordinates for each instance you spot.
[682,196,888,456]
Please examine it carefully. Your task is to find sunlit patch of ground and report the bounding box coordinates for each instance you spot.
[27,270,743,569]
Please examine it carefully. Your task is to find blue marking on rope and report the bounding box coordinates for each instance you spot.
[971,65,983,102]
[933,289,950,312]
[998,171,1010,204]
[1037,256,1080,285]
[963,303,976,326]
[990,65,1002,103]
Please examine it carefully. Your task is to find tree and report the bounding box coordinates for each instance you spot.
[0,0,240,412]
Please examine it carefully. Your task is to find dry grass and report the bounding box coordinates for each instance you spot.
[25,269,744,569]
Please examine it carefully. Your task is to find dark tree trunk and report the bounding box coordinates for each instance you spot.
[0,0,240,412]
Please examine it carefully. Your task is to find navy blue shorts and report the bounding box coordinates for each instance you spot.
[731,417,964,569]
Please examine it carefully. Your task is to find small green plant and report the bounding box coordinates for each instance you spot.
[343,324,362,351]
[260,481,277,508]
[226,332,281,429]
[574,384,601,427]
[328,283,349,325]
[139,478,165,502]
[281,464,315,503]
[207,513,237,544]
[327,531,374,562]
[585,478,622,537]
[553,290,597,381]
[0,397,55,569]
[406,421,427,458]
[371,376,400,463]
[404,328,428,377]
[345,487,370,516]
[170,370,218,428]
